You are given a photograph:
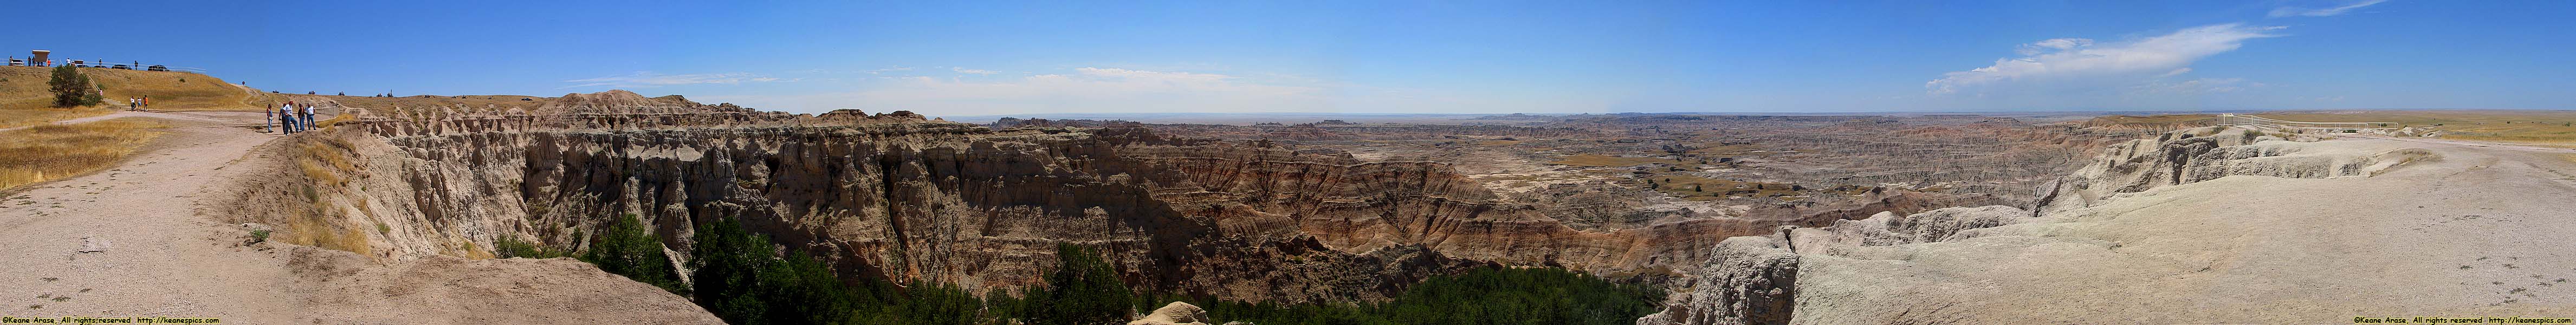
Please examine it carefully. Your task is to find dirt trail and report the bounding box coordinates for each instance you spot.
[0,111,303,321]
[0,111,717,324]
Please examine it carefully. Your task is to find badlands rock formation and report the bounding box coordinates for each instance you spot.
[1644,127,2576,324]
[212,90,1776,303]
[1128,302,1215,325]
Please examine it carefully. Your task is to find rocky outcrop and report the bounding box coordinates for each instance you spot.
[1788,205,2030,250]
[1129,302,1213,325]
[2035,126,2436,213]
[1635,205,2030,325]
[1641,127,2458,324]
[1635,236,1798,325]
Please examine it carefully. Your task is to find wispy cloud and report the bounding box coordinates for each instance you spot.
[1926,23,2283,96]
[2269,0,2389,17]
[561,72,788,89]
[951,67,998,75]
[866,67,914,74]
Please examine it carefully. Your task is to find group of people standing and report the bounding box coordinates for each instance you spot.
[125,96,151,111]
[267,101,319,133]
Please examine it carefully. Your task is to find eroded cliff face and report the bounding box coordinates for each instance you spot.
[1634,236,1799,325]
[1640,126,2448,324]
[222,91,1772,303]
[2034,126,2431,214]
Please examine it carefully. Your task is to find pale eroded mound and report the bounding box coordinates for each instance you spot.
[1646,128,2576,324]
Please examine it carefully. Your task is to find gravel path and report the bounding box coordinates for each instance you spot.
[0,110,305,322]
[0,110,719,324]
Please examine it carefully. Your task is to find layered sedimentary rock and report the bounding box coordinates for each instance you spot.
[222,90,1770,303]
[1634,236,1799,325]
[2034,126,2433,213]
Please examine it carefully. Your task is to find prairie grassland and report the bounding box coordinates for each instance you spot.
[0,66,257,111]
[0,66,259,128]
[0,118,167,190]
[2255,110,2576,147]
[2102,110,2576,147]
[0,107,113,129]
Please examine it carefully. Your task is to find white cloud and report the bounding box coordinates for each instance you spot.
[561,72,788,88]
[866,67,914,74]
[2269,0,2389,17]
[2016,38,2094,55]
[950,67,998,75]
[1926,23,2283,96]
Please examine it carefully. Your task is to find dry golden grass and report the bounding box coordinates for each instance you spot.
[0,107,113,129]
[2102,110,2576,146]
[0,66,258,112]
[0,118,166,190]
[277,133,381,256]
[2251,110,2576,146]
[451,239,497,260]
[1548,154,1699,167]
[285,199,373,256]
[0,66,261,129]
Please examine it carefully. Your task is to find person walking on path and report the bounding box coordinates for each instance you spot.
[299,103,315,129]
[262,103,275,133]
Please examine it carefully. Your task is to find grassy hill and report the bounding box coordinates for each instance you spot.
[0,66,261,128]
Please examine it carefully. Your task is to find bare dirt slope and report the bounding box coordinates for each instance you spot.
[0,111,719,324]
[1787,136,2576,323]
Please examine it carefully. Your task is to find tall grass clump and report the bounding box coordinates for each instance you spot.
[0,118,164,190]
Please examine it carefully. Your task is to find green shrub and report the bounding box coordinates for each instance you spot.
[47,65,101,107]
[1021,244,1135,325]
[665,220,1659,325]
[688,216,892,325]
[496,236,568,259]
[584,213,685,294]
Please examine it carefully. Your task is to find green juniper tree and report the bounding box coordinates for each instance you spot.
[1024,244,1135,325]
[48,65,101,107]
[584,213,685,294]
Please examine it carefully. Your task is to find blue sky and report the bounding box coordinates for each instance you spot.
[15,0,2571,116]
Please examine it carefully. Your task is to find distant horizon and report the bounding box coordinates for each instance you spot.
[19,1,2572,115]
